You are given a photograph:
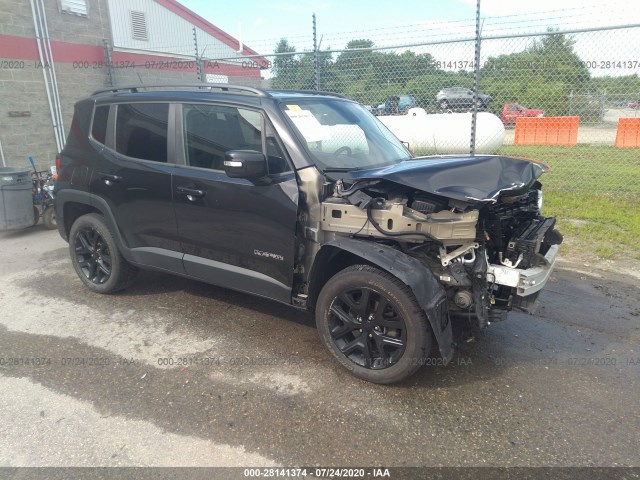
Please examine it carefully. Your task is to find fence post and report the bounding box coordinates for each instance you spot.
[470,0,482,156]
[102,39,114,87]
[193,26,204,83]
[568,91,574,115]
[313,13,320,91]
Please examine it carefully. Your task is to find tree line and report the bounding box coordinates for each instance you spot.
[270,32,640,118]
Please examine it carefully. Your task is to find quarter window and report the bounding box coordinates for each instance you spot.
[91,105,109,145]
[115,103,169,162]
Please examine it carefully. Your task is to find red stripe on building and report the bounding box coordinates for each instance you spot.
[0,35,104,62]
[0,35,39,59]
[0,35,260,77]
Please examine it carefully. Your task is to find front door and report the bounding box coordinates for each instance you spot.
[172,103,298,303]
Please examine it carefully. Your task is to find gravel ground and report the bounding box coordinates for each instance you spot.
[0,225,639,468]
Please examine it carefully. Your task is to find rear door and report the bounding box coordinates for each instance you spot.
[172,102,298,302]
[90,101,183,272]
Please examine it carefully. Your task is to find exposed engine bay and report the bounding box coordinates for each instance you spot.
[318,177,563,329]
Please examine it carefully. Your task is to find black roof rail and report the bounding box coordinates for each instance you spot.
[91,83,268,97]
[267,89,347,99]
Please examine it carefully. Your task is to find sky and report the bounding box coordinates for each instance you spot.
[179,0,640,77]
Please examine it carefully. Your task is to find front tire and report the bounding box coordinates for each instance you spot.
[315,265,432,384]
[68,213,138,294]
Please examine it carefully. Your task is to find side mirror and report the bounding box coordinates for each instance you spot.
[224,150,267,179]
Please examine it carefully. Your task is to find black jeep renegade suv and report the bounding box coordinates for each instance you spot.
[55,84,562,384]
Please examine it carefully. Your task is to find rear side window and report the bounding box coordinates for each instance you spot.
[115,103,169,162]
[91,105,109,144]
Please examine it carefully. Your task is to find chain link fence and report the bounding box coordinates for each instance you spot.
[105,18,640,198]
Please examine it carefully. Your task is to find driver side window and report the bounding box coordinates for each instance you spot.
[182,104,290,174]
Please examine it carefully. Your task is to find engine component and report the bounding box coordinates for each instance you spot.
[499,251,523,268]
[454,247,476,264]
[438,242,479,266]
[448,262,472,286]
[504,216,558,269]
[411,194,449,215]
[366,200,441,243]
[346,189,373,209]
[479,189,563,270]
[454,290,473,309]
[321,198,478,245]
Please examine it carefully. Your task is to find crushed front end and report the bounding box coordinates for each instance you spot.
[319,156,563,331]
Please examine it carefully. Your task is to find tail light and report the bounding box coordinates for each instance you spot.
[55,154,61,173]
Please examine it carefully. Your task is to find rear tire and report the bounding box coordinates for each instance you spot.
[315,265,432,384]
[68,213,138,294]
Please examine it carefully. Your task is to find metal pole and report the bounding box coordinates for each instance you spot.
[103,39,114,87]
[313,13,320,91]
[194,26,203,82]
[470,0,481,156]
[0,139,6,167]
[29,0,62,153]
[37,0,65,145]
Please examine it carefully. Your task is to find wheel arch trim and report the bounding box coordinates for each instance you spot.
[55,190,132,262]
[310,238,454,361]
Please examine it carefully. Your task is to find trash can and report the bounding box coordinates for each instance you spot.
[0,167,34,230]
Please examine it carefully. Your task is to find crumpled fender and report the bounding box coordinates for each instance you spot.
[320,237,454,361]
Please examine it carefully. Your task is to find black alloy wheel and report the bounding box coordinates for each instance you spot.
[316,265,432,384]
[328,287,407,370]
[74,227,112,285]
[68,213,138,293]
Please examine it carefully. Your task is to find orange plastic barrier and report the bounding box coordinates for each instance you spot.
[514,116,580,146]
[614,118,640,148]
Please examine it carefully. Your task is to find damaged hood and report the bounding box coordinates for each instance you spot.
[328,155,547,202]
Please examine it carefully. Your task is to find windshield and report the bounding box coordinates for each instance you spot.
[279,99,411,171]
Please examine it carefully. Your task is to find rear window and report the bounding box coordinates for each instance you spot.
[115,103,169,162]
[91,105,109,144]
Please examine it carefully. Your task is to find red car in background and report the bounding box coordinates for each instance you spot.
[501,103,545,124]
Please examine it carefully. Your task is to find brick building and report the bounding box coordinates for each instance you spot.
[0,0,265,168]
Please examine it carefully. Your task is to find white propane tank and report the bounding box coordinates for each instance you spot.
[377,107,505,155]
[319,125,369,154]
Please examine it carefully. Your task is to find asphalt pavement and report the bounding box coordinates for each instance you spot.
[0,225,638,467]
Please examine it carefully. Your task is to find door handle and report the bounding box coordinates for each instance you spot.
[176,186,206,199]
[99,173,122,186]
